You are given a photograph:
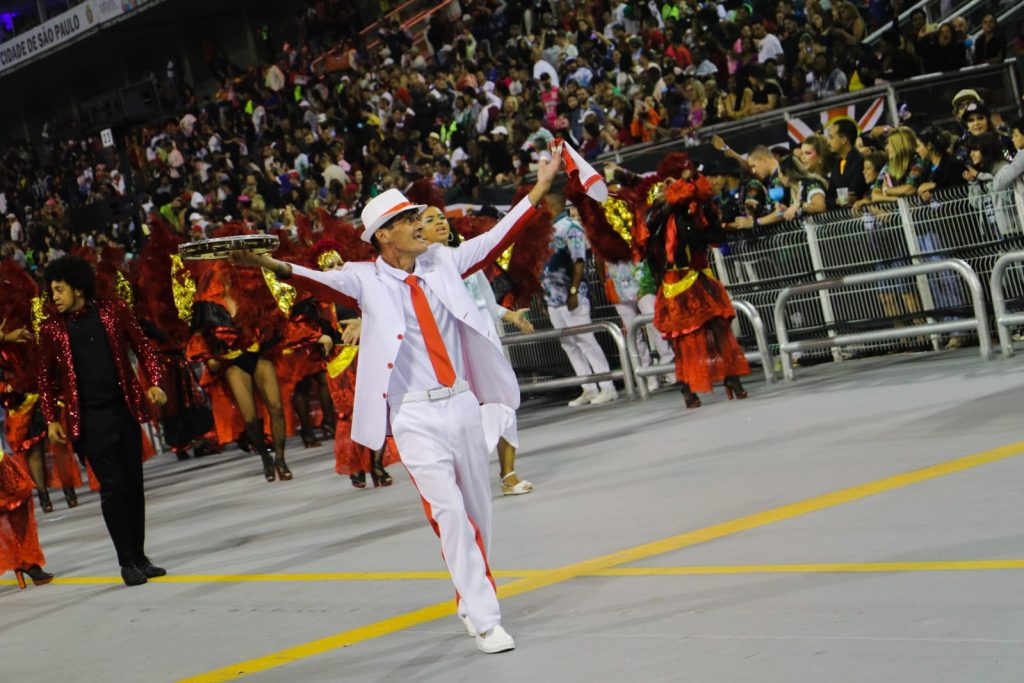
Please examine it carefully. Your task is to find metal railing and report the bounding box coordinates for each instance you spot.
[865,0,982,45]
[624,300,775,400]
[501,321,636,399]
[774,259,993,381]
[989,249,1024,357]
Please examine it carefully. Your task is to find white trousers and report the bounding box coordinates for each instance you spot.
[480,403,518,451]
[636,293,675,365]
[548,299,615,393]
[389,390,501,634]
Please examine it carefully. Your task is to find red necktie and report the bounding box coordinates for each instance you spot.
[404,275,456,387]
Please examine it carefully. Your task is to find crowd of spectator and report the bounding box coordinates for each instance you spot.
[2,0,1023,275]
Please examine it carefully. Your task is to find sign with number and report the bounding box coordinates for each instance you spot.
[101,128,115,148]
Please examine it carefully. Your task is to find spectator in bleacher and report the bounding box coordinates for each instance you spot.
[747,64,782,114]
[954,101,1016,165]
[798,134,832,179]
[827,119,867,209]
[777,154,828,221]
[808,52,849,100]
[871,127,927,205]
[920,23,967,74]
[993,118,1024,192]
[916,126,966,203]
[964,131,1015,238]
[973,15,1006,65]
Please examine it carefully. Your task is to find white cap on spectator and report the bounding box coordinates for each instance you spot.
[952,89,981,105]
[189,212,204,222]
[359,188,426,243]
[299,100,311,108]
[490,126,509,136]
[5,213,14,219]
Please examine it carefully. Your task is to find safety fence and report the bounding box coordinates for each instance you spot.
[504,180,1024,393]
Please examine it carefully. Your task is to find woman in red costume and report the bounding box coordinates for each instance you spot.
[186,223,308,482]
[131,221,218,460]
[0,403,53,590]
[270,229,336,449]
[643,173,750,407]
[309,238,400,488]
[0,260,81,512]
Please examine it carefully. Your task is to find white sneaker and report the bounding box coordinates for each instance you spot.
[589,387,619,405]
[476,624,516,653]
[645,376,659,393]
[567,389,598,407]
[458,613,478,637]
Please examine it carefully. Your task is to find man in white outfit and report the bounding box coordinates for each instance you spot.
[543,196,618,406]
[231,146,564,654]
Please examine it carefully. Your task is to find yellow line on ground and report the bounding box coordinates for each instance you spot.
[591,560,1024,576]
[9,561,1023,588]
[179,439,1024,682]
[0,570,543,586]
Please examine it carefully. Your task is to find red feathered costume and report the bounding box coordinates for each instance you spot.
[0,260,84,498]
[308,239,400,483]
[0,447,46,578]
[643,176,750,396]
[131,221,219,458]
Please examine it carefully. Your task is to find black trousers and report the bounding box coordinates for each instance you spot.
[75,403,146,567]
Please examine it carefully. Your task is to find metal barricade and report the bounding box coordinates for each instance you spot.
[502,321,636,399]
[989,250,1024,358]
[624,300,775,400]
[774,259,993,381]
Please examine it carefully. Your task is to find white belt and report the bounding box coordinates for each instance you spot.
[396,379,470,403]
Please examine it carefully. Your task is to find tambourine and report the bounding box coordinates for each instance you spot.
[178,234,279,260]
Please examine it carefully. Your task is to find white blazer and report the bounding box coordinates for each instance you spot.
[288,197,538,449]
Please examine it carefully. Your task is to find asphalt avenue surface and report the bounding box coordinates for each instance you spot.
[5,348,1024,682]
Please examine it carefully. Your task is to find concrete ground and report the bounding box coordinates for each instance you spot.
[4,347,1024,682]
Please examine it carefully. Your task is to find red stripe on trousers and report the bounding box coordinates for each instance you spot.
[403,464,496,601]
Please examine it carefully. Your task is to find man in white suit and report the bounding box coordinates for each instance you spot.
[231,146,564,654]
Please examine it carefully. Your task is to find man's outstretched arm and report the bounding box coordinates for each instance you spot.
[455,142,564,278]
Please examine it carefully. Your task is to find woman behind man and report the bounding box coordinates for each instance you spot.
[419,207,534,496]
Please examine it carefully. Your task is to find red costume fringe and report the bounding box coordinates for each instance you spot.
[0,456,45,572]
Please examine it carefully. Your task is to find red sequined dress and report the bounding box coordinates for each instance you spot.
[0,409,46,574]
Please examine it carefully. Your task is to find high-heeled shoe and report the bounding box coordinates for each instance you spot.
[680,384,701,409]
[299,429,321,448]
[274,458,293,481]
[723,376,748,400]
[350,472,367,489]
[319,422,335,439]
[38,489,53,514]
[260,454,276,482]
[370,466,392,487]
[63,486,78,508]
[14,564,54,589]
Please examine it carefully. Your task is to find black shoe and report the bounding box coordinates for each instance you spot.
[175,449,192,461]
[136,557,167,578]
[121,565,148,586]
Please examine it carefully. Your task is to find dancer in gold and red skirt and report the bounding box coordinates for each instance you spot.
[643,173,750,407]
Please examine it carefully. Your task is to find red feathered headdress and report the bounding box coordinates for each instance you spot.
[130,221,191,345]
[315,208,376,261]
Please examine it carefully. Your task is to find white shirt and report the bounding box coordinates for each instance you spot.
[757,33,785,63]
[9,219,23,242]
[379,259,466,397]
[532,59,560,88]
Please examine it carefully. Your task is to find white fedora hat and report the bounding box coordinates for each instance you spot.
[360,188,426,243]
